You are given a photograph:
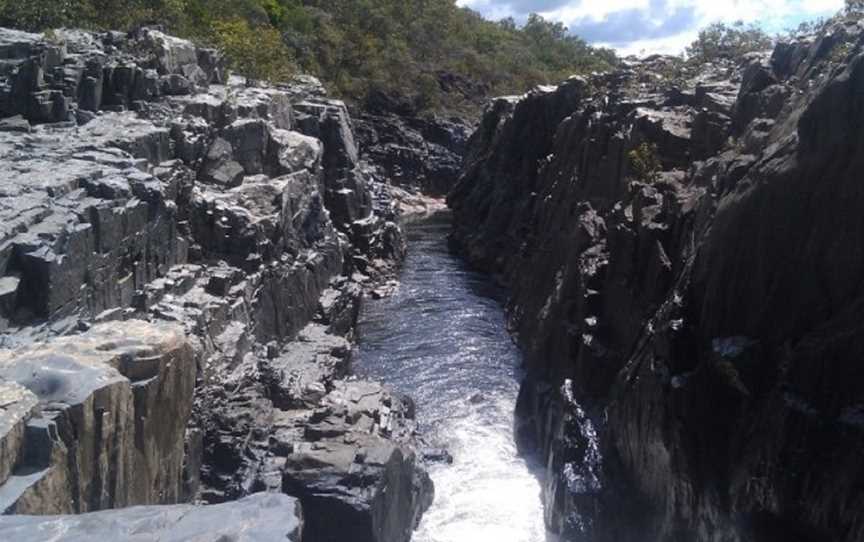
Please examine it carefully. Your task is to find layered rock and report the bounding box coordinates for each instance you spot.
[355,112,470,196]
[449,20,864,542]
[281,379,433,542]
[0,492,302,541]
[0,25,430,542]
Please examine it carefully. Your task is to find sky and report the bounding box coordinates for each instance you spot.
[455,0,845,55]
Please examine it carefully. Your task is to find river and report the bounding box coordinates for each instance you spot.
[353,212,551,542]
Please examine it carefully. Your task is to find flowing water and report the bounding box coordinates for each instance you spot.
[353,212,551,542]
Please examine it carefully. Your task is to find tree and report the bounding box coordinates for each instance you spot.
[628,143,661,184]
[0,0,618,114]
[211,17,294,83]
[0,0,95,31]
[686,21,773,62]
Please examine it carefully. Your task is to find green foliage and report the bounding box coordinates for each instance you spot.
[828,41,854,65]
[211,17,294,82]
[686,21,773,63]
[0,0,94,31]
[628,143,661,183]
[0,0,617,113]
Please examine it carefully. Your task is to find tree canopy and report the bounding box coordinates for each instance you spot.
[685,21,773,63]
[0,0,618,115]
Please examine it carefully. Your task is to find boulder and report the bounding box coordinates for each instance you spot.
[269,128,323,175]
[200,137,244,187]
[282,380,433,542]
[222,118,270,175]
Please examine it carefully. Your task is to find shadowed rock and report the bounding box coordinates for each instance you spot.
[449,24,864,542]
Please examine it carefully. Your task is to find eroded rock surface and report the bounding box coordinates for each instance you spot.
[0,25,430,541]
[356,112,470,196]
[449,20,864,542]
[0,492,302,542]
[0,322,194,514]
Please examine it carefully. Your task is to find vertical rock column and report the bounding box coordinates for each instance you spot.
[0,321,196,514]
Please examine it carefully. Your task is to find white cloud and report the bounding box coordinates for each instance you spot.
[456,0,845,54]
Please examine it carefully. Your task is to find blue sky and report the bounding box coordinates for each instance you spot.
[456,0,844,54]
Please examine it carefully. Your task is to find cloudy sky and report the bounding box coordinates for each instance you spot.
[455,0,844,55]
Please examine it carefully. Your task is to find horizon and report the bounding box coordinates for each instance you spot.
[456,0,845,55]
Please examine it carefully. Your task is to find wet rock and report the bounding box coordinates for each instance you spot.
[421,447,454,464]
[282,380,433,542]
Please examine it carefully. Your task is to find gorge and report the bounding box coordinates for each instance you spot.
[0,8,863,542]
[353,214,548,542]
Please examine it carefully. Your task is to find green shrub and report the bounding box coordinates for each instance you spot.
[0,0,95,31]
[628,143,662,183]
[0,0,618,113]
[686,21,773,63]
[211,17,294,83]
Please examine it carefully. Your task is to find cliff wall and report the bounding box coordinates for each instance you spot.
[449,19,864,542]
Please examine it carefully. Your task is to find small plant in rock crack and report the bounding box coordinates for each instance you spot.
[42,28,59,43]
[628,142,662,183]
[828,42,854,65]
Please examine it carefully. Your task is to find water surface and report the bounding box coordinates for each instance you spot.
[353,212,550,542]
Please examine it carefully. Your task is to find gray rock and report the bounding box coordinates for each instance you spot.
[0,492,302,542]
[201,137,244,187]
[282,379,433,542]
[448,21,864,542]
[0,116,30,133]
[0,321,196,514]
[161,73,193,96]
[0,382,38,487]
[222,118,270,175]
[134,28,200,79]
[0,24,423,542]
[270,128,323,175]
[355,113,470,195]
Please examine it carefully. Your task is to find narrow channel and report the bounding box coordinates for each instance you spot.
[353,212,550,542]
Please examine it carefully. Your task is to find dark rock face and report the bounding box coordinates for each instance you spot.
[0,26,430,541]
[449,22,864,542]
[355,111,471,196]
[0,492,303,541]
[281,380,433,542]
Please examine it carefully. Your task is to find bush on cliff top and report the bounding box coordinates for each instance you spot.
[0,0,616,115]
[685,21,773,63]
